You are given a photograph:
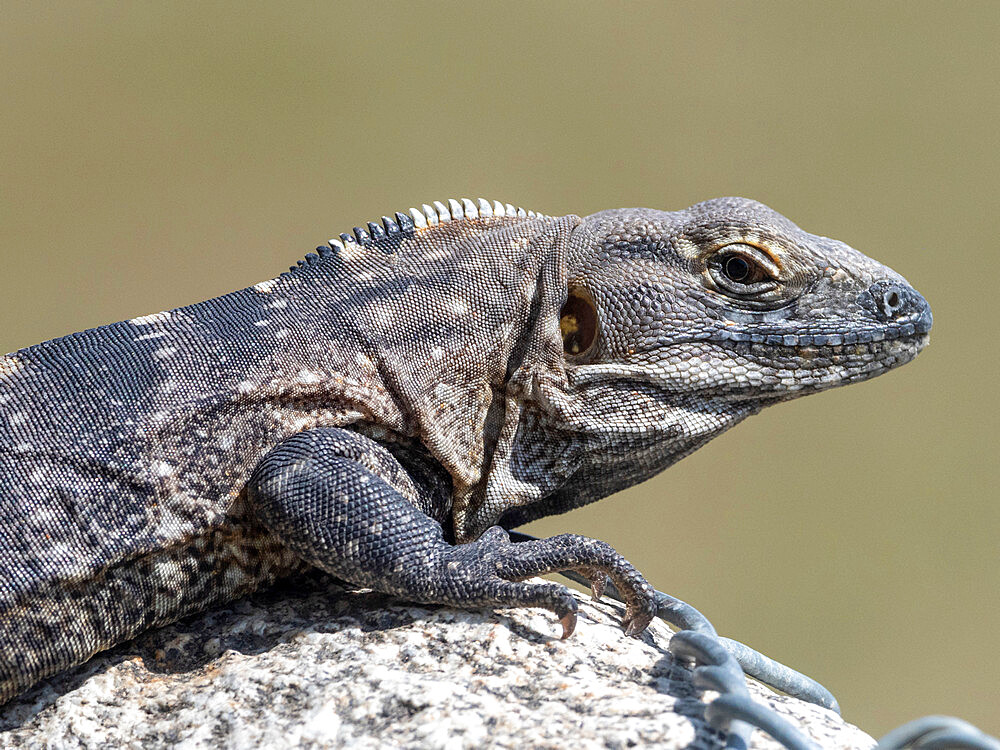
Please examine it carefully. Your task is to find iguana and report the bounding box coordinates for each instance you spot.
[0,197,931,703]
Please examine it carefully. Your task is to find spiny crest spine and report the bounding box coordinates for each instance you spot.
[283,198,543,274]
[325,197,543,253]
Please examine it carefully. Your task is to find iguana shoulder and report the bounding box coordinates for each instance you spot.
[0,197,561,594]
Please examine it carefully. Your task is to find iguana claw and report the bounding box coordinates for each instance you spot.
[623,610,654,638]
[559,611,578,639]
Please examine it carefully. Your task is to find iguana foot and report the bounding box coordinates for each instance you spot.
[493,529,657,637]
[249,428,656,638]
[425,526,655,637]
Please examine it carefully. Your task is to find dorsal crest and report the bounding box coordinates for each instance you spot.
[286,198,546,274]
[328,197,544,252]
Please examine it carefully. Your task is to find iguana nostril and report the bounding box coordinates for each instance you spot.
[858,280,926,323]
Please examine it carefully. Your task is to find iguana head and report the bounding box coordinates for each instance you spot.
[491,197,931,532]
[560,197,931,404]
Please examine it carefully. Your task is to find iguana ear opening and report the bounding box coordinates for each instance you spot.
[560,287,598,356]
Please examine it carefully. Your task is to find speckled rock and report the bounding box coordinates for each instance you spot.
[0,573,873,749]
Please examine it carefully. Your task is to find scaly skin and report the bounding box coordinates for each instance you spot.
[0,197,930,702]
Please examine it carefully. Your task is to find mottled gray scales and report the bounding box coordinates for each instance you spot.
[0,197,930,703]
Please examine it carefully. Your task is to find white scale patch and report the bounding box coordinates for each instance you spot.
[297,370,322,385]
[368,306,396,332]
[339,242,366,262]
[151,460,174,477]
[0,356,24,376]
[253,279,279,294]
[153,347,178,360]
[129,311,172,326]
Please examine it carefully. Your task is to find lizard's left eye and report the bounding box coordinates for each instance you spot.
[709,244,779,296]
[723,255,753,283]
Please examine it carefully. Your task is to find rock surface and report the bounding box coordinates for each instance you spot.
[1,573,873,749]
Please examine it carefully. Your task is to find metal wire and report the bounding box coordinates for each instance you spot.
[876,717,1000,750]
[508,530,999,750]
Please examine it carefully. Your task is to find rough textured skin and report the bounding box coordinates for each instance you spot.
[0,197,931,702]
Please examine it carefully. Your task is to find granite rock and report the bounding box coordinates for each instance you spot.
[0,572,873,749]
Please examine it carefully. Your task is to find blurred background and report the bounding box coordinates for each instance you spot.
[2,1,997,737]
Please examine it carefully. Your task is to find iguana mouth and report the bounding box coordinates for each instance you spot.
[566,332,929,401]
[706,321,931,347]
[711,291,932,347]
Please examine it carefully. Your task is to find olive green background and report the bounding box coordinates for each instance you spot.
[2,1,997,737]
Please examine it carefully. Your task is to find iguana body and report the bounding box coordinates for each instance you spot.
[0,197,931,702]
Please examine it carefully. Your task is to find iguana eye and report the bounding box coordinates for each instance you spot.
[709,244,779,296]
[723,255,753,282]
[560,288,597,356]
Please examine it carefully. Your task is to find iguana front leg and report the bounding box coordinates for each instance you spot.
[247,428,656,637]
